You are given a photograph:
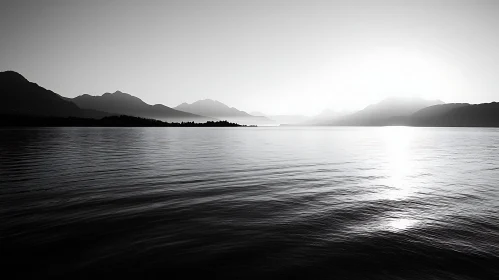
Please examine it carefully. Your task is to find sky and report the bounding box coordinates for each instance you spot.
[1,0,499,115]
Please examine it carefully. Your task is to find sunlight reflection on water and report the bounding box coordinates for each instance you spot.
[383,126,415,201]
[387,218,419,231]
[1,127,499,279]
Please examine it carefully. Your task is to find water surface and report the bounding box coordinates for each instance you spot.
[1,127,498,279]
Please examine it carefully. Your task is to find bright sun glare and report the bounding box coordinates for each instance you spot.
[329,47,460,111]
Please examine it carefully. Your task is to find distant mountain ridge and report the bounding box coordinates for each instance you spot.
[320,99,499,127]
[330,97,444,126]
[175,99,274,125]
[72,91,213,122]
[175,99,252,118]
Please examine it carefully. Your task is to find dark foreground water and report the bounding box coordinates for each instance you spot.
[1,127,498,279]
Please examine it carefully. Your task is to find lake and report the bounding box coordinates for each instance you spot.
[1,127,498,279]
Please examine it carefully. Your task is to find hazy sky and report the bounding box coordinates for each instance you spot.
[1,0,499,115]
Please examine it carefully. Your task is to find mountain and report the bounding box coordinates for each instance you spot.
[175,99,274,125]
[331,97,444,126]
[72,91,212,122]
[0,71,108,118]
[410,102,499,127]
[176,99,251,118]
[410,103,470,125]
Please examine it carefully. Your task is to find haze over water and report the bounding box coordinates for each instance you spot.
[1,127,499,279]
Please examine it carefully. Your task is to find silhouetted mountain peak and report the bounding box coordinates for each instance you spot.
[0,71,29,83]
[91,90,147,105]
[185,99,243,112]
[175,99,251,117]
[195,99,230,108]
[102,90,132,97]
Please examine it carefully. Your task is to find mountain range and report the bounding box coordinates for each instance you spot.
[72,91,212,123]
[0,71,266,124]
[2,70,499,127]
[304,97,499,127]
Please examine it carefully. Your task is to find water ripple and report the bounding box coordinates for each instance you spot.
[1,127,498,279]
